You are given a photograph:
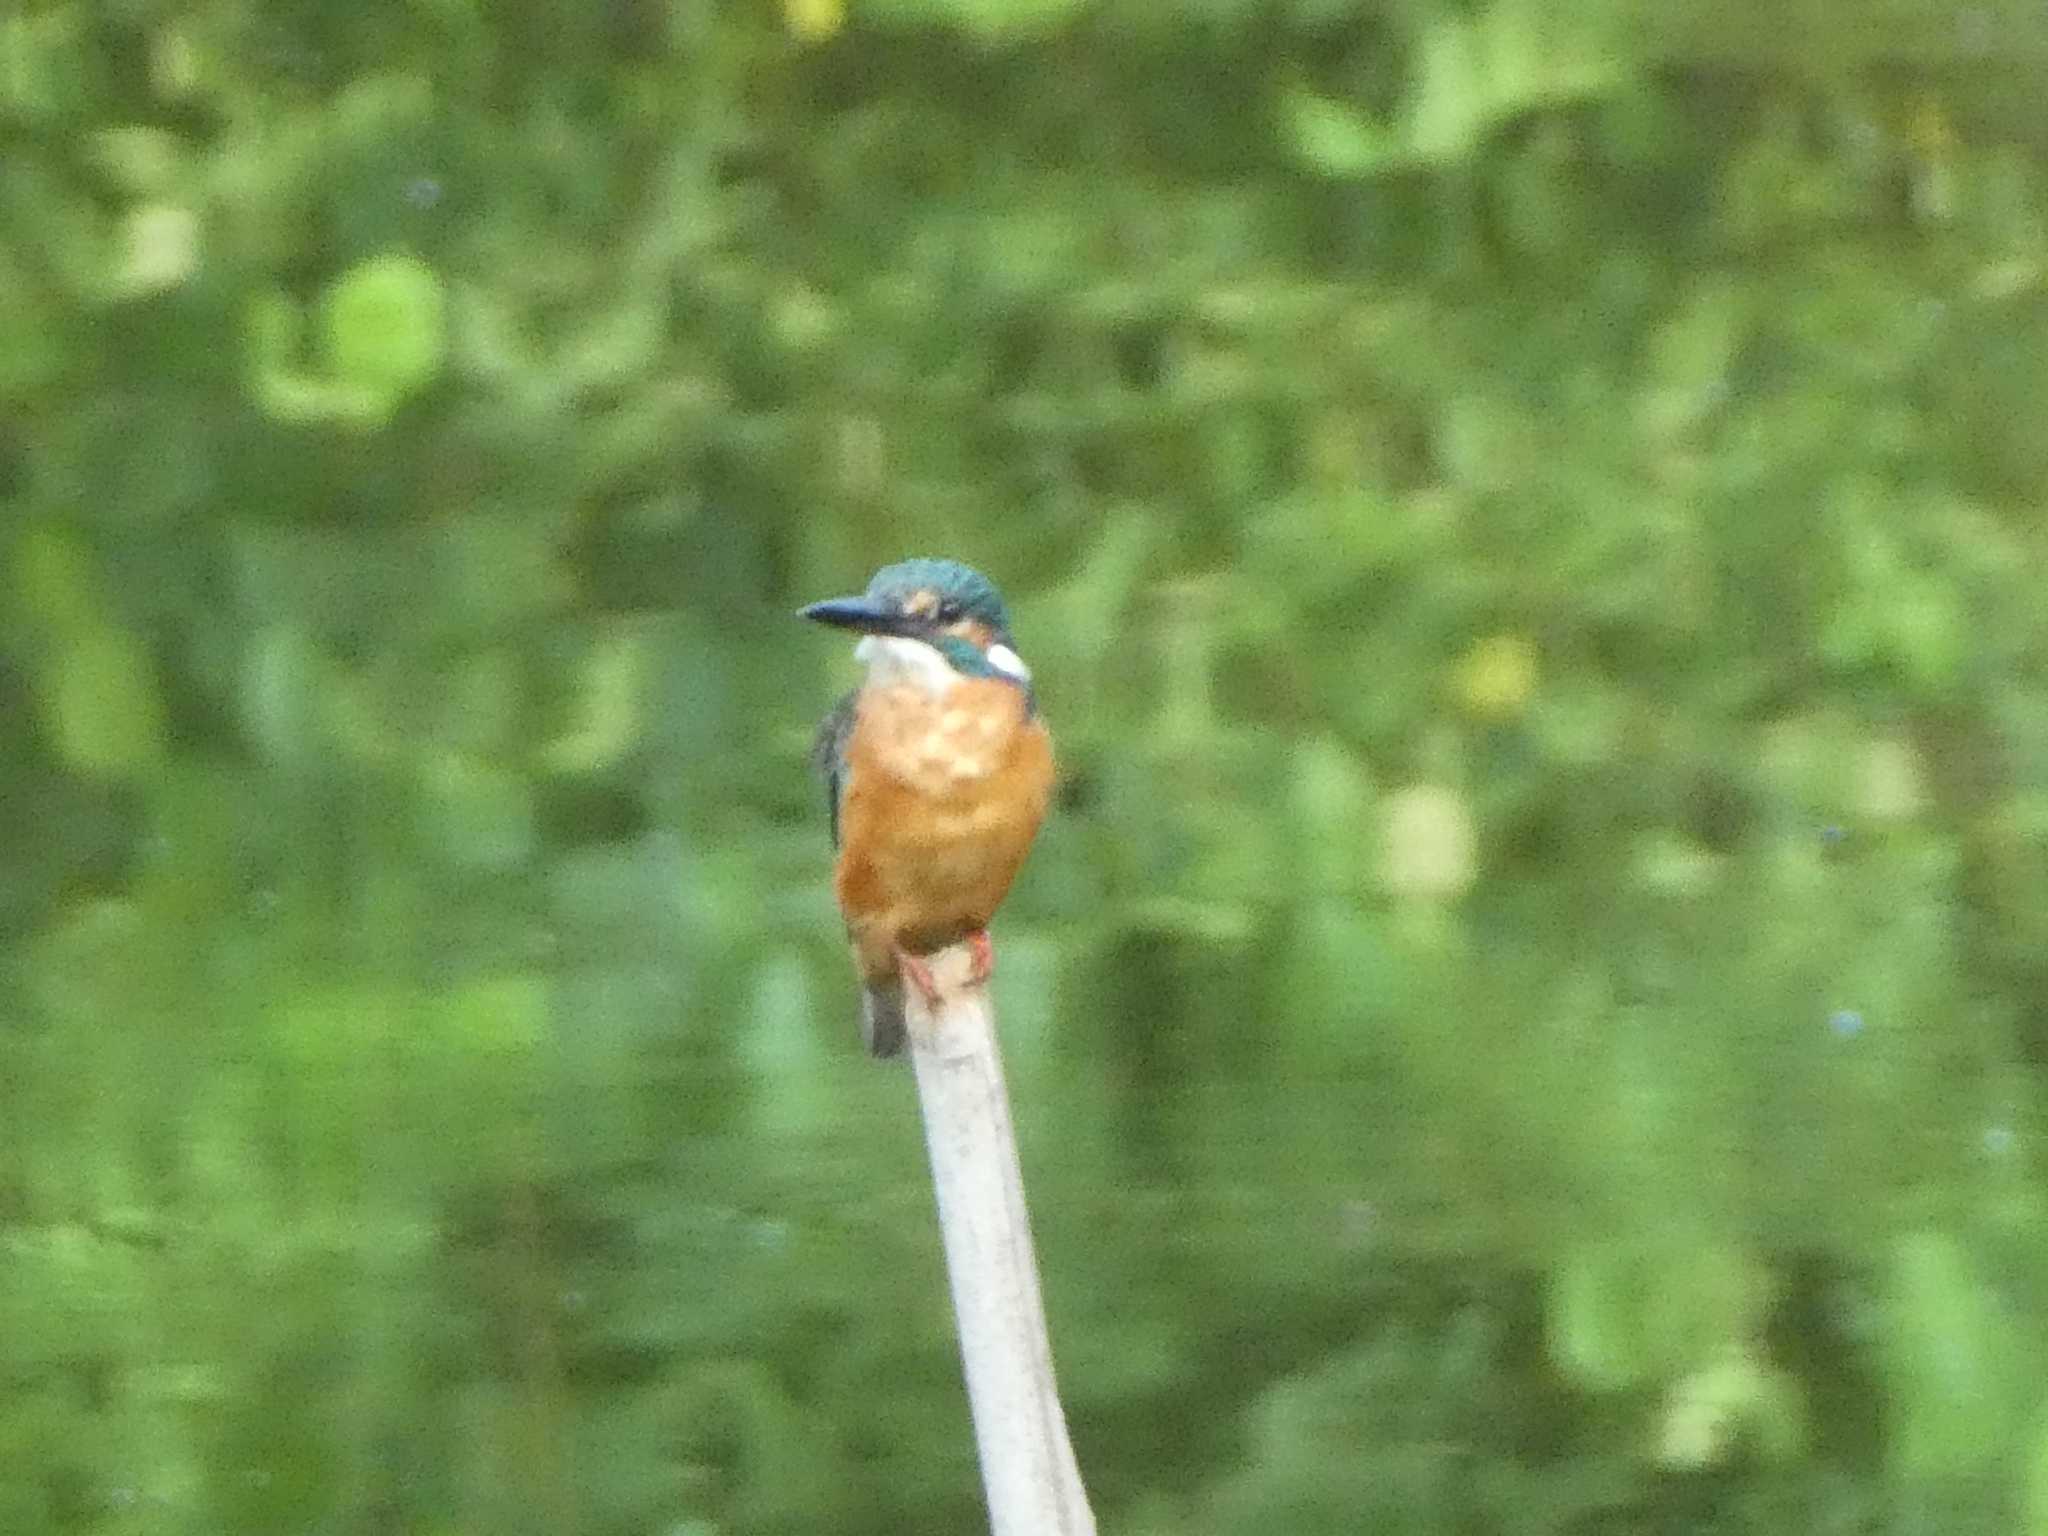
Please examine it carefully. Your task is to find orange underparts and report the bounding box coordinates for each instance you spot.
[833,675,1053,1000]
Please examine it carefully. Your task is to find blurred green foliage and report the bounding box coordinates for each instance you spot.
[6,0,2048,1532]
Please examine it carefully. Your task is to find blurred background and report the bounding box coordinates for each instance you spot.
[7,0,2048,1531]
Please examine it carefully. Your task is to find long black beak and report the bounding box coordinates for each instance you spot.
[798,596,915,636]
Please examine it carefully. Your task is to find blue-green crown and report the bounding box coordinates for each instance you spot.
[865,558,1012,641]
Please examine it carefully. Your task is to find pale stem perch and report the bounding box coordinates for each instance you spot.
[905,943,1096,1536]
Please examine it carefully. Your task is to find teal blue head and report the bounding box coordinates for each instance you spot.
[799,558,1028,687]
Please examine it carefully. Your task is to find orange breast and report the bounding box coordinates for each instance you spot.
[834,677,1054,977]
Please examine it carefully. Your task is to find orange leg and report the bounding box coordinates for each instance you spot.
[895,947,943,1009]
[965,928,994,987]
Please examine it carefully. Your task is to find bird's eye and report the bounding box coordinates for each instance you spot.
[934,600,962,624]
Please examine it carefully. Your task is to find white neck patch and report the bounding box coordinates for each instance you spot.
[854,634,957,695]
[985,643,1030,683]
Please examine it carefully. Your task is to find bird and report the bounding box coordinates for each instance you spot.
[801,558,1055,1057]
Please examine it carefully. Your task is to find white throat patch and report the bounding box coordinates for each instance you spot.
[853,634,1031,694]
[854,634,957,695]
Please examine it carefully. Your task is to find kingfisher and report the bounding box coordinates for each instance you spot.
[801,559,1055,1057]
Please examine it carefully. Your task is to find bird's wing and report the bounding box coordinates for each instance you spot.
[810,690,858,848]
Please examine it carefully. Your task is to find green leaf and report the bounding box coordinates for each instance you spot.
[1548,1242,1654,1390]
[0,255,61,399]
[247,289,396,428]
[42,624,168,781]
[1547,1240,1766,1393]
[242,623,327,765]
[2027,1407,2048,1536]
[440,973,549,1057]
[274,985,409,1069]
[541,627,646,774]
[1279,85,1397,178]
[243,288,300,372]
[418,752,537,870]
[1657,1345,1806,1469]
[319,251,447,414]
[1292,737,1376,897]
[1879,1229,2031,1479]
[1405,5,1628,164]
[11,524,95,632]
[860,0,1086,41]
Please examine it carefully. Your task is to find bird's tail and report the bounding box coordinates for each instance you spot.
[861,981,907,1059]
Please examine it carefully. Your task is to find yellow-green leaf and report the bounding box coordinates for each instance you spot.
[42,624,168,781]
[1280,85,1397,178]
[320,251,447,413]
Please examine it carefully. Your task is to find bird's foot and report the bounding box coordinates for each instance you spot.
[965,928,995,988]
[895,947,944,1009]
